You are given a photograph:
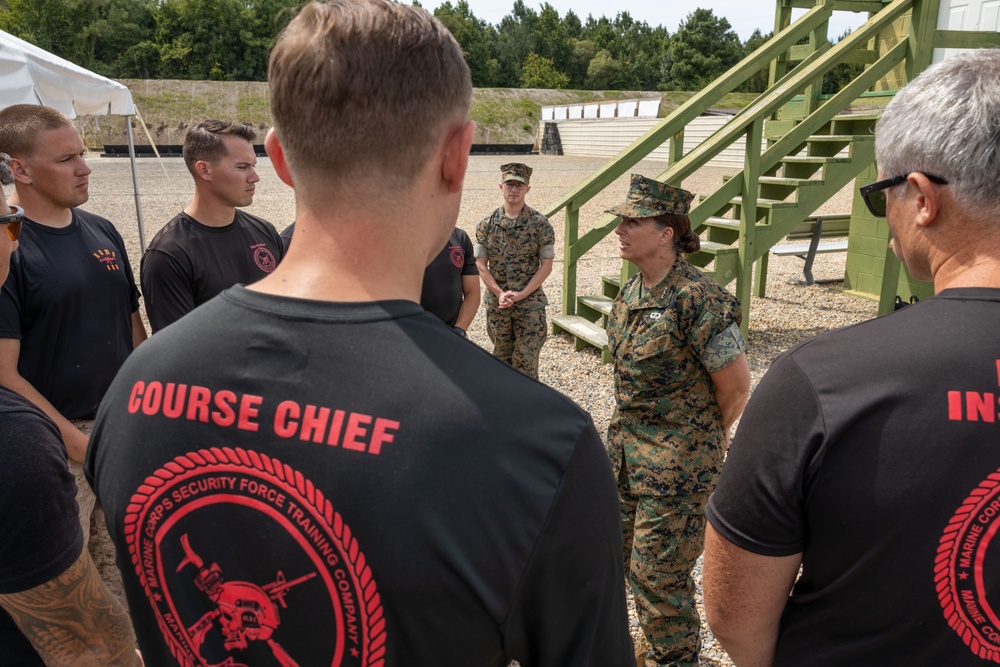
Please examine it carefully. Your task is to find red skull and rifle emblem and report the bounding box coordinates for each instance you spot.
[176,533,316,667]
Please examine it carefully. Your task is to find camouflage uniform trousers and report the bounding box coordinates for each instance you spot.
[620,464,709,667]
[70,419,128,609]
[485,297,547,379]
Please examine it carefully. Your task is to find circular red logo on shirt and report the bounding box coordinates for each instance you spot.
[448,246,464,268]
[124,447,385,666]
[255,247,277,273]
[936,470,1000,663]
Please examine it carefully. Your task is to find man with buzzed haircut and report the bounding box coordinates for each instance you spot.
[141,119,283,333]
[0,153,142,667]
[0,105,145,600]
[476,162,554,379]
[88,1,634,666]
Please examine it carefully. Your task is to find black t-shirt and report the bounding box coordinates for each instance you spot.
[706,288,1000,666]
[86,286,633,667]
[420,227,479,326]
[0,209,141,419]
[0,386,83,666]
[141,210,283,332]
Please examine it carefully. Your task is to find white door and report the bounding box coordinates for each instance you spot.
[934,0,1000,62]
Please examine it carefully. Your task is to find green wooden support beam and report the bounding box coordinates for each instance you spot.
[934,30,1000,49]
[754,254,770,298]
[670,129,685,166]
[737,118,763,337]
[789,0,887,7]
[907,0,941,79]
[562,203,579,316]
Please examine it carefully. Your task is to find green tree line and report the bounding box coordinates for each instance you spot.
[0,0,855,93]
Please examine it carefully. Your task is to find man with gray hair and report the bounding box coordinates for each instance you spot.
[141,119,283,333]
[87,1,634,665]
[702,49,1000,666]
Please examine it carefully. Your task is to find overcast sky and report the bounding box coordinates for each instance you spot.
[447,0,866,41]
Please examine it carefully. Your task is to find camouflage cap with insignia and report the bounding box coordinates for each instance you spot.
[605,174,695,218]
[501,163,532,184]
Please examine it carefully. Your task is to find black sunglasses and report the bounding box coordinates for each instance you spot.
[0,205,23,242]
[859,173,948,217]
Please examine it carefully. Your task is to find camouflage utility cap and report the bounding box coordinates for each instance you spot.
[501,163,532,184]
[606,174,694,218]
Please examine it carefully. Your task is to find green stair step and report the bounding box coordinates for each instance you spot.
[704,216,741,231]
[578,294,613,318]
[601,273,621,298]
[831,112,881,121]
[703,217,771,235]
[729,197,797,209]
[758,176,825,186]
[700,240,740,254]
[551,314,612,363]
[807,134,874,142]
[781,155,852,164]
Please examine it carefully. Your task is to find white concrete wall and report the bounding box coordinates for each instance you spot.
[545,116,766,169]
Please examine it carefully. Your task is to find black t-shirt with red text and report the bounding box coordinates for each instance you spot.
[707,288,1000,666]
[141,210,283,333]
[0,209,140,419]
[87,286,634,667]
[0,386,83,666]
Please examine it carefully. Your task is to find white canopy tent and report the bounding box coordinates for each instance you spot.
[0,29,146,247]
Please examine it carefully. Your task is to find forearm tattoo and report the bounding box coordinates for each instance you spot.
[0,550,141,666]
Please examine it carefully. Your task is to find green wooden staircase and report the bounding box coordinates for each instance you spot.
[551,113,879,362]
[545,0,932,361]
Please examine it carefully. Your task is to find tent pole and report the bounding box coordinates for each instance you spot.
[126,117,145,249]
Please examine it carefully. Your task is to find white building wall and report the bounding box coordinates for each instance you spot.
[548,116,765,168]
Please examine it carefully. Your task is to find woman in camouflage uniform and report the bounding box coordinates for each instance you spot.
[605,174,751,667]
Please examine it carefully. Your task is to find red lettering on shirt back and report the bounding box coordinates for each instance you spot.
[125,381,398,455]
[945,361,1000,423]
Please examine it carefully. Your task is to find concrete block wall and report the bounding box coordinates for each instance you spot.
[844,161,933,301]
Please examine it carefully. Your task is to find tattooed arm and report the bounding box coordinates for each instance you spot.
[0,548,142,667]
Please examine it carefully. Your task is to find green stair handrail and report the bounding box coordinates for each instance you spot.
[683,39,909,242]
[544,3,835,223]
[548,0,916,317]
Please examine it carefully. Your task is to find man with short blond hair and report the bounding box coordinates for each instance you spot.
[0,153,141,667]
[88,1,633,666]
[0,103,144,616]
[0,104,145,463]
[141,119,283,332]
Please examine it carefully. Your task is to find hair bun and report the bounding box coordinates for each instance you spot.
[678,229,701,254]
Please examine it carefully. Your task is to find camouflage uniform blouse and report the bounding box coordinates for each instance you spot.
[606,257,746,497]
[475,205,555,308]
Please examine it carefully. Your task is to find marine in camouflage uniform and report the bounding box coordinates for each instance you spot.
[605,175,747,667]
[475,163,555,379]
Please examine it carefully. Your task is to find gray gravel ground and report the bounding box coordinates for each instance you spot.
[81,152,877,665]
